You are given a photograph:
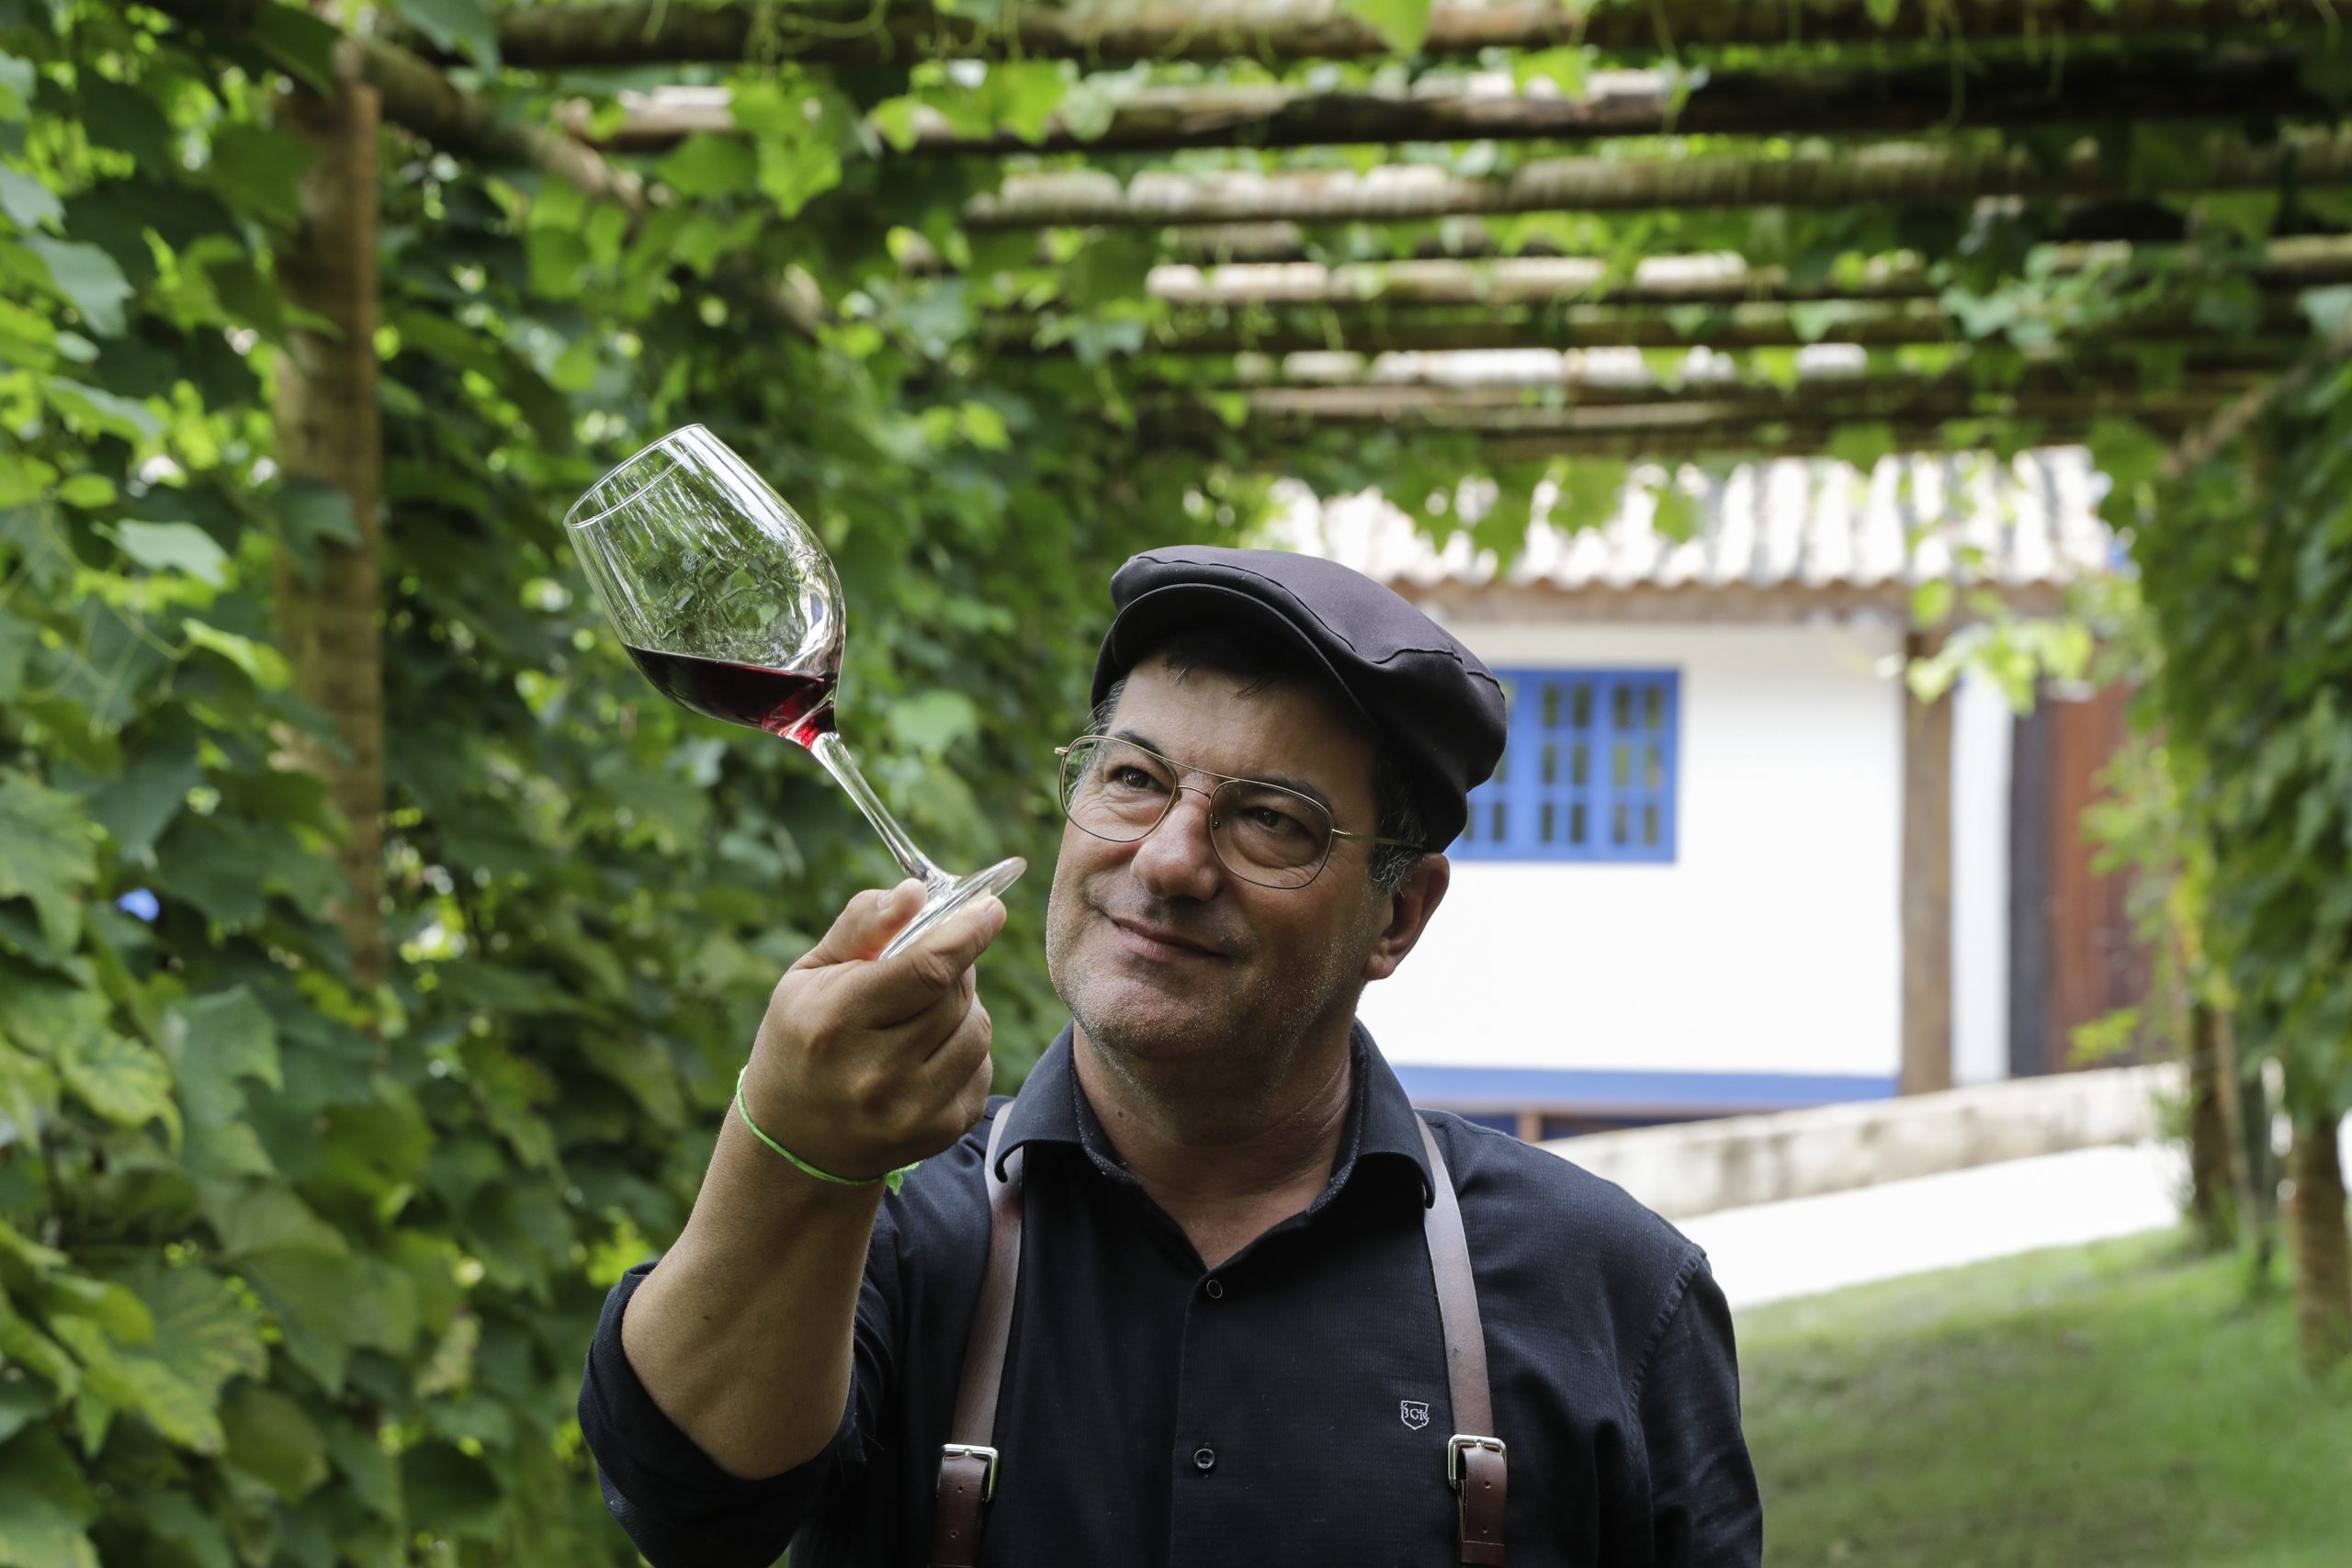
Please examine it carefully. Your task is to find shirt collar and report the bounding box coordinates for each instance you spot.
[996,1021,1435,1207]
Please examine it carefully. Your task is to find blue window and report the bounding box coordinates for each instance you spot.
[1451,670,1679,863]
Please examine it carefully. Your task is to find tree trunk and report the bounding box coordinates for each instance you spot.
[272,54,387,990]
[483,0,2333,70]
[965,130,2352,230]
[2184,1000,2234,1250]
[605,50,2320,156]
[2287,1107,2351,1371]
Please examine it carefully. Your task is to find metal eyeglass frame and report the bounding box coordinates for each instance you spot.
[1054,735,1426,890]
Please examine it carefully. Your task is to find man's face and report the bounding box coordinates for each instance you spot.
[1045,653,1395,1089]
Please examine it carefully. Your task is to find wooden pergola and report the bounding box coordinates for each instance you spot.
[164,0,2352,1100]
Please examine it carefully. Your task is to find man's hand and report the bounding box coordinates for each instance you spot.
[740,880,1007,1184]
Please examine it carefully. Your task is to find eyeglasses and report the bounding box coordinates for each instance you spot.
[1054,736,1424,890]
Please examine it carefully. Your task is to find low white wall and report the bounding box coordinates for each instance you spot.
[1550,1063,2182,1219]
[1364,619,1905,1083]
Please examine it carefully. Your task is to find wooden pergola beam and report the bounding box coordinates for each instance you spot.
[598,49,2318,156]
[1208,343,2288,395]
[1139,235,2352,310]
[1156,200,2223,264]
[486,0,2331,70]
[1003,299,2312,355]
[966,129,2352,229]
[1220,385,2234,428]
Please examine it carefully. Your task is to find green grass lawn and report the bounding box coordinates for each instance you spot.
[1738,1230,2352,1568]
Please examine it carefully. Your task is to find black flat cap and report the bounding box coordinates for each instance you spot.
[1091,546,1508,848]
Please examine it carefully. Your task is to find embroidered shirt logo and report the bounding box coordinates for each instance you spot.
[1398,1400,1430,1431]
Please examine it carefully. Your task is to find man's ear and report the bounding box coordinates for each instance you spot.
[1362,853,1450,983]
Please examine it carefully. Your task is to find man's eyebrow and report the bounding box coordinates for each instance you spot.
[1107,728,1336,813]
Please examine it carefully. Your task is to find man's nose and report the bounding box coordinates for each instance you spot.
[1129,785,1224,900]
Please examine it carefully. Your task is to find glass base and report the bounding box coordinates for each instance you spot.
[877,857,1029,960]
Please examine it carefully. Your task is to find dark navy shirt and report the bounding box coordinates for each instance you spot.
[579,1025,1762,1567]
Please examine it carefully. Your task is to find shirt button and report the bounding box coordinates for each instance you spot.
[1204,1278,1224,1300]
[1193,1447,1216,1472]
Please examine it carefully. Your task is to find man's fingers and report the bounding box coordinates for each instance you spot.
[797,880,926,969]
[858,896,1007,1021]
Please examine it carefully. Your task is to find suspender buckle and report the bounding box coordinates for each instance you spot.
[1445,1434,1506,1490]
[940,1443,1001,1502]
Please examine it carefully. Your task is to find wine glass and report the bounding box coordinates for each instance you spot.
[565,424,1024,958]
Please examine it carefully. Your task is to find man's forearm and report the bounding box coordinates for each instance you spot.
[620,1110,887,1480]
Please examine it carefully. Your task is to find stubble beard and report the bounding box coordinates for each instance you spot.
[1046,874,1378,1118]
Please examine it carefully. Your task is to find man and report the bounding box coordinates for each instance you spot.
[580,547,1763,1566]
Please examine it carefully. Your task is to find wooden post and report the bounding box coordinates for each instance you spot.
[1900,632,1955,1095]
[272,51,386,989]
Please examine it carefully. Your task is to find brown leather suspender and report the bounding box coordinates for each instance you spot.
[927,1110,1023,1568]
[1419,1114,1509,1564]
[926,1111,1507,1566]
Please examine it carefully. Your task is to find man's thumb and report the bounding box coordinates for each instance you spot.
[808,880,925,965]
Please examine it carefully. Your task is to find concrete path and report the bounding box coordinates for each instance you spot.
[1680,1140,2188,1312]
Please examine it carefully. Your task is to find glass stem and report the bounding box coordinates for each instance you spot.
[806,730,952,896]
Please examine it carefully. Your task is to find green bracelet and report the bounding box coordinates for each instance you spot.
[733,1068,918,1194]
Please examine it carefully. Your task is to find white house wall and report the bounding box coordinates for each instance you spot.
[1361,618,1907,1109]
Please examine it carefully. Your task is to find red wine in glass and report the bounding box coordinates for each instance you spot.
[625,645,839,750]
[568,425,1024,960]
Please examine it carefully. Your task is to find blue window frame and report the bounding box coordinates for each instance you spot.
[1451,669,1680,863]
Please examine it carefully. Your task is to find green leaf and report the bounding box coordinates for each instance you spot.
[204,1183,348,1260]
[1513,47,1589,96]
[111,522,229,588]
[204,124,316,230]
[400,1441,503,1540]
[390,0,500,69]
[0,168,60,231]
[0,773,95,953]
[55,1026,176,1135]
[0,1427,99,1568]
[869,97,922,152]
[1649,479,1702,543]
[79,724,200,857]
[51,1313,223,1453]
[1912,578,1956,626]
[2301,285,2352,339]
[119,1263,267,1405]
[2088,416,2166,492]
[653,133,757,199]
[0,1382,49,1447]
[43,378,158,441]
[1827,423,1897,472]
[180,620,292,688]
[241,1251,418,1395]
[0,53,32,121]
[220,1383,328,1502]
[1340,0,1434,53]
[21,240,131,336]
[886,690,980,755]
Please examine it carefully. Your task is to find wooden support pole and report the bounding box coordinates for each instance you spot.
[965,130,2352,229]
[271,52,385,989]
[1900,633,1956,1096]
[484,0,2331,70]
